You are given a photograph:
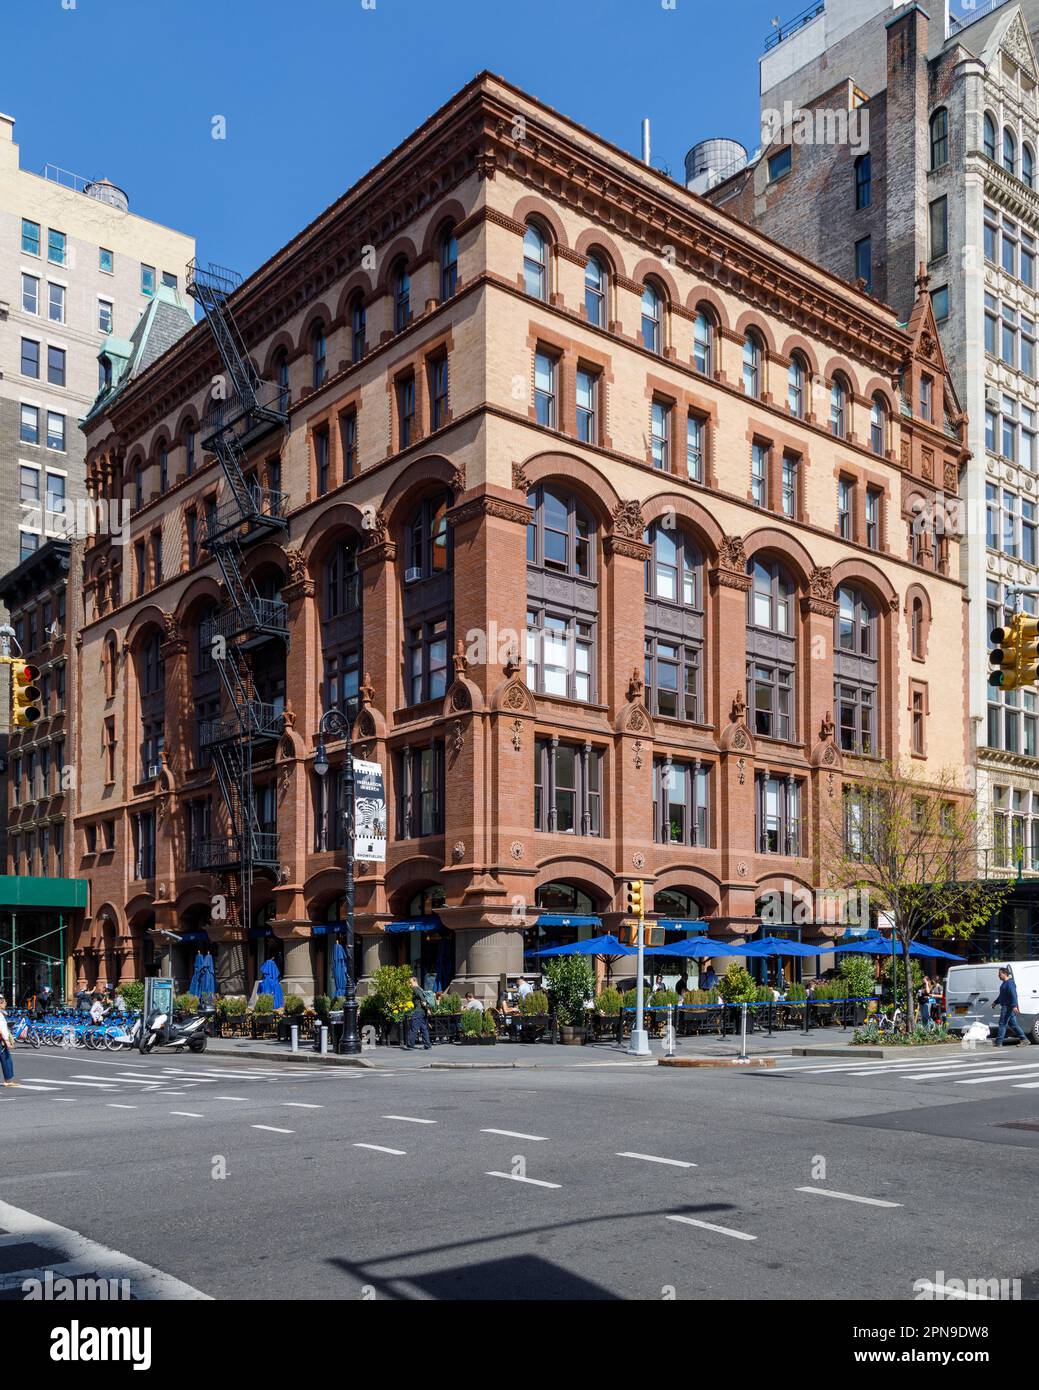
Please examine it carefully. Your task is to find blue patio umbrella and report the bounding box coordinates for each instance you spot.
[199,952,217,1001]
[259,957,285,1009]
[742,936,832,957]
[331,941,348,998]
[535,933,637,958]
[833,938,962,960]
[643,938,745,959]
[188,951,205,997]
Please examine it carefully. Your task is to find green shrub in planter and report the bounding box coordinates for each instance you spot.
[543,956,594,1026]
[596,987,623,1016]
[116,981,144,1013]
[313,994,331,1020]
[717,964,756,1004]
[650,989,680,1007]
[358,995,381,1025]
[284,994,305,1016]
[253,993,275,1015]
[621,988,639,1010]
[174,993,199,1015]
[786,981,807,1001]
[371,965,415,1024]
[222,995,247,1016]
[838,955,876,1000]
[753,985,773,1003]
[434,993,462,1015]
[481,1010,498,1037]
[520,989,550,1016]
[459,1008,484,1036]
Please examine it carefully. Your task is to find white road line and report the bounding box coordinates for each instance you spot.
[616,1151,697,1169]
[0,1199,211,1299]
[915,1280,994,1301]
[796,1185,901,1208]
[666,1214,756,1241]
[382,1114,436,1124]
[953,1067,1039,1085]
[252,1124,294,1134]
[169,1111,204,1118]
[23,1078,115,1089]
[214,1096,247,1101]
[354,1143,405,1154]
[480,1128,548,1142]
[1013,1080,1039,1088]
[106,1103,138,1110]
[900,1061,1039,1081]
[71,1075,162,1087]
[283,1102,323,1109]
[5,1083,58,1091]
[485,1171,561,1189]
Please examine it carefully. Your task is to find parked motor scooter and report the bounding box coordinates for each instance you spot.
[138,1008,211,1054]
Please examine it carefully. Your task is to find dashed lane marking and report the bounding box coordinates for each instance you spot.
[382,1114,437,1124]
[666,1214,756,1241]
[796,1185,901,1208]
[480,1128,547,1142]
[616,1151,697,1168]
[252,1125,294,1134]
[485,1171,561,1189]
[353,1143,405,1155]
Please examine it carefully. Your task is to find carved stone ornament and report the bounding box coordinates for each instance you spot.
[718,534,746,570]
[281,701,297,731]
[450,462,466,497]
[612,499,645,540]
[736,756,746,784]
[808,566,833,601]
[827,770,836,799]
[451,719,464,755]
[632,852,646,870]
[451,683,472,712]
[452,841,466,862]
[633,739,644,770]
[359,671,376,706]
[920,330,936,361]
[820,709,835,742]
[362,509,388,548]
[503,650,521,680]
[626,667,645,703]
[510,719,522,751]
[285,549,309,586]
[453,639,468,679]
[504,683,528,711]
[732,729,748,752]
[730,689,747,724]
[356,710,376,740]
[627,707,648,733]
[161,611,183,645]
[736,861,749,877]
[510,840,524,860]
[511,462,530,494]
[823,744,837,766]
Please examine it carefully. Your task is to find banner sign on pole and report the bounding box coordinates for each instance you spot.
[353,759,386,863]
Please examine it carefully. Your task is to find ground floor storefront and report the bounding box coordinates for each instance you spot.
[0,875,87,1005]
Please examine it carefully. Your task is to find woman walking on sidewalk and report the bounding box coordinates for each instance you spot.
[0,995,20,1087]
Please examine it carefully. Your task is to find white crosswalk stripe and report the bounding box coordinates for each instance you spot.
[771,1050,1039,1092]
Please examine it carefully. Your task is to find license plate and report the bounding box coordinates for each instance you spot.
[953,1004,968,1014]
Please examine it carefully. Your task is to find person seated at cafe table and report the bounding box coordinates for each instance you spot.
[462,991,483,1012]
[496,990,520,1016]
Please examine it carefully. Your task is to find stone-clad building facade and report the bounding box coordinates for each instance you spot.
[70,73,968,999]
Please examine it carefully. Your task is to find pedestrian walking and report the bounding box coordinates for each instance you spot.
[992,967,1028,1046]
[406,975,432,1050]
[918,975,932,1027]
[0,996,19,1088]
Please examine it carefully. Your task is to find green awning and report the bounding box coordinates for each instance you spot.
[0,877,87,909]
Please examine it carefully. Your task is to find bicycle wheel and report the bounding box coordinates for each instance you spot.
[27,1027,41,1049]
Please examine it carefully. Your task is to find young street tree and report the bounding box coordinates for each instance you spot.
[820,761,1009,1029]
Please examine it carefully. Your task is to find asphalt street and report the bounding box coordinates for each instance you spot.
[1,1044,1037,1301]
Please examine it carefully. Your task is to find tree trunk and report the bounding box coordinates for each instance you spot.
[903,939,915,1030]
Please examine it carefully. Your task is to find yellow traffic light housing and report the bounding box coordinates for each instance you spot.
[11,661,42,727]
[1016,616,1039,688]
[990,614,1039,692]
[626,879,644,917]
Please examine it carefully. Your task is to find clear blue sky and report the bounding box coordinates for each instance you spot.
[4,0,982,276]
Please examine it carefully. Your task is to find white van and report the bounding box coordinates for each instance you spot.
[944,962,1039,1042]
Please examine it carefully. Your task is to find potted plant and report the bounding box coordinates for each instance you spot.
[837,956,876,1025]
[251,992,276,1037]
[592,985,623,1041]
[371,964,416,1045]
[217,995,248,1036]
[479,1010,498,1044]
[544,956,594,1044]
[717,962,758,1031]
[517,989,550,1042]
[278,993,306,1041]
[459,1008,484,1045]
[431,992,462,1044]
[173,992,199,1023]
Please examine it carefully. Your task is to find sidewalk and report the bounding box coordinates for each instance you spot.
[205,1022,863,1070]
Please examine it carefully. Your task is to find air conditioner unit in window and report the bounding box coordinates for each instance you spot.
[404,566,422,584]
[146,762,162,780]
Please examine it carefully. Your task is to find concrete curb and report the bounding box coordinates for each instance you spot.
[791,1043,966,1059]
[658,1056,777,1069]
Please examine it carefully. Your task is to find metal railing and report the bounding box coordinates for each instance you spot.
[196,833,279,872]
[200,490,289,545]
[207,598,288,644]
[764,2,825,51]
[201,379,287,439]
[948,0,1010,37]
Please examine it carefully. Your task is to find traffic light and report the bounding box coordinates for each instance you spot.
[989,614,1039,692]
[626,879,644,917]
[10,661,42,727]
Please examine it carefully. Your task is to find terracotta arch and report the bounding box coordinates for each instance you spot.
[779,334,822,377]
[574,229,628,279]
[862,377,898,415]
[261,331,297,377]
[384,856,446,909]
[296,302,335,356]
[172,885,216,919]
[124,604,169,652]
[332,271,376,323]
[174,574,224,627]
[519,450,621,531]
[92,901,128,938]
[241,542,289,588]
[904,582,933,659]
[419,199,469,260]
[641,491,724,561]
[743,527,816,590]
[821,357,864,399]
[381,455,460,534]
[684,288,731,333]
[304,869,352,915]
[511,196,569,248]
[733,311,780,357]
[375,236,420,293]
[533,856,614,907]
[171,404,201,442]
[830,556,898,610]
[298,501,368,566]
[650,868,722,913]
[630,258,680,306]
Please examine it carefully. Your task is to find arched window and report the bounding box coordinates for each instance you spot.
[747,558,795,741]
[349,294,366,364]
[743,332,762,398]
[104,633,118,700]
[404,494,452,706]
[158,441,169,494]
[788,354,806,418]
[641,281,662,353]
[854,153,871,209]
[132,460,143,512]
[1004,127,1017,175]
[1024,143,1035,191]
[323,537,362,716]
[392,259,411,333]
[523,221,548,301]
[693,309,714,376]
[192,602,221,768]
[273,349,289,409]
[585,254,606,327]
[830,375,850,439]
[311,322,327,389]
[984,112,997,160]
[835,586,877,756]
[870,394,888,456]
[911,596,925,658]
[184,423,197,476]
[930,108,949,170]
[439,224,458,300]
[526,486,596,703]
[644,523,703,723]
[136,630,165,783]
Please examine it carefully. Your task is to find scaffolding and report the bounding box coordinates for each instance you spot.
[186,260,289,949]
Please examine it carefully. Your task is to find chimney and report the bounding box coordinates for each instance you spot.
[885,4,930,320]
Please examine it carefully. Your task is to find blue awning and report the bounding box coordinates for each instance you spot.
[655,919,709,934]
[534,914,602,929]
[310,923,345,936]
[178,931,210,944]
[385,915,443,934]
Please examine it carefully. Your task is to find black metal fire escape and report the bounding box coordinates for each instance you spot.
[186,259,289,941]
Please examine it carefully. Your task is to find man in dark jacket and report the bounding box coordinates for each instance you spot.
[406,976,432,1051]
[992,967,1028,1046]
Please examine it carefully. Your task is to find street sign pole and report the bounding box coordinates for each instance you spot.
[628,888,650,1057]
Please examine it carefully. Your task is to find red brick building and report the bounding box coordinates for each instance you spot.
[70,74,969,999]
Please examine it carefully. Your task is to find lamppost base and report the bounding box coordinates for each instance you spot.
[627,1028,651,1057]
[338,1001,361,1055]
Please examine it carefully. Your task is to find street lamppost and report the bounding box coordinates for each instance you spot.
[313,700,360,1055]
